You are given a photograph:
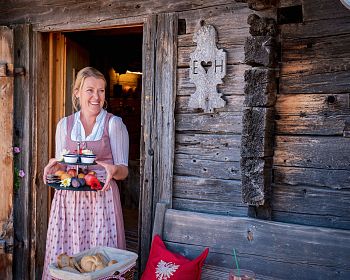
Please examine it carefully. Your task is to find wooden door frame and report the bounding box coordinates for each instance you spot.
[25,13,178,277]
[0,25,14,280]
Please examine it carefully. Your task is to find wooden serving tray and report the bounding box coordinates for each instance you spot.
[47,182,104,192]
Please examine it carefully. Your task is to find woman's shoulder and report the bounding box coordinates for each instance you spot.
[108,113,124,124]
[57,112,77,130]
[57,116,67,126]
[108,114,127,131]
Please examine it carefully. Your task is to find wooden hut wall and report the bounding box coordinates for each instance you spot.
[2,0,350,279]
[274,0,350,230]
[174,3,250,216]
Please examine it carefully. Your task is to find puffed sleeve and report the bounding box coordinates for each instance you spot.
[108,116,129,166]
[55,117,67,159]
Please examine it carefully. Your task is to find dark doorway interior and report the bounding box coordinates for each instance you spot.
[64,26,143,253]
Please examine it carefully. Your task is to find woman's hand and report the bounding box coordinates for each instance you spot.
[96,161,128,191]
[43,158,62,184]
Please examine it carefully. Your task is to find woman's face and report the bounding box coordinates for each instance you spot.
[76,77,105,117]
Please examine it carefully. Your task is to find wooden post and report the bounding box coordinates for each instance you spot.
[241,13,277,218]
[0,25,14,280]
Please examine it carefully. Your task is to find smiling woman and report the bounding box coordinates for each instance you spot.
[42,67,129,279]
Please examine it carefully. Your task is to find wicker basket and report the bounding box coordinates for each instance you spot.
[49,247,137,280]
[98,266,135,280]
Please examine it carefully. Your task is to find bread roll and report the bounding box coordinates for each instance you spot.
[80,255,106,272]
[57,253,71,268]
[71,257,84,273]
[96,253,108,266]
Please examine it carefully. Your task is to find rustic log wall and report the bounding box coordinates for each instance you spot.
[173,2,251,217]
[274,0,350,230]
[1,0,350,279]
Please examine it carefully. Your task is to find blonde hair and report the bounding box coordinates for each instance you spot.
[72,67,107,111]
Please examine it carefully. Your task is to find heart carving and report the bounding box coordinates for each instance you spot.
[201,61,212,73]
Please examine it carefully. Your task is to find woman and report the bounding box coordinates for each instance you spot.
[42,67,129,279]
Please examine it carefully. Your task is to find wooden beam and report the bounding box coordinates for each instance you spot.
[0,0,243,30]
[153,12,178,206]
[139,14,157,273]
[151,202,168,239]
[13,23,32,280]
[163,209,350,279]
[31,31,50,280]
[0,25,14,280]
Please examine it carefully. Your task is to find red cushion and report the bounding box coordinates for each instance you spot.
[141,235,209,280]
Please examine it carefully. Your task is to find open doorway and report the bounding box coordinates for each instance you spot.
[49,26,143,254]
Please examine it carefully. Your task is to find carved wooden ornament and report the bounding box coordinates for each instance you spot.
[189,25,226,113]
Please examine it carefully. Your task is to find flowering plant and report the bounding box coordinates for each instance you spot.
[13,146,25,191]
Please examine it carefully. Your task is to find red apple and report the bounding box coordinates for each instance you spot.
[84,174,96,186]
[84,174,102,190]
[67,168,77,177]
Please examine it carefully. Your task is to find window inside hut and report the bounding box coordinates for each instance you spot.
[49,26,143,254]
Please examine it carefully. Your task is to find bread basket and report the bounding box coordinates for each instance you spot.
[49,246,137,280]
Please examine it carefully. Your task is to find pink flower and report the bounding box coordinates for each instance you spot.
[13,147,21,154]
[18,170,25,178]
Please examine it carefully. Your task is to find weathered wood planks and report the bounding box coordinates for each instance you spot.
[281,16,350,40]
[175,112,243,133]
[173,176,244,205]
[173,1,251,215]
[139,14,157,272]
[163,209,350,279]
[177,3,250,47]
[274,135,350,170]
[275,0,350,231]
[0,25,14,280]
[275,93,350,135]
[172,198,248,217]
[272,184,350,229]
[274,166,350,189]
[32,31,50,280]
[12,24,32,280]
[0,0,247,31]
[153,12,178,207]
[175,133,242,161]
[173,175,247,217]
[174,154,241,180]
[302,0,350,21]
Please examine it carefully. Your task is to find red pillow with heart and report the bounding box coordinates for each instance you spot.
[141,235,209,280]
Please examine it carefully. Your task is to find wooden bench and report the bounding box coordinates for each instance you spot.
[158,209,350,280]
[202,265,278,280]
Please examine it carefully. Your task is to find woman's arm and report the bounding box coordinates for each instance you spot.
[99,116,129,191]
[109,116,129,166]
[43,118,67,183]
[96,161,129,191]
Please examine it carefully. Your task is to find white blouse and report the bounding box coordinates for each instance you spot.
[55,109,129,166]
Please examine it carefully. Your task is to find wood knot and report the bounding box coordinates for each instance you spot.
[326,95,336,104]
[247,230,254,241]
